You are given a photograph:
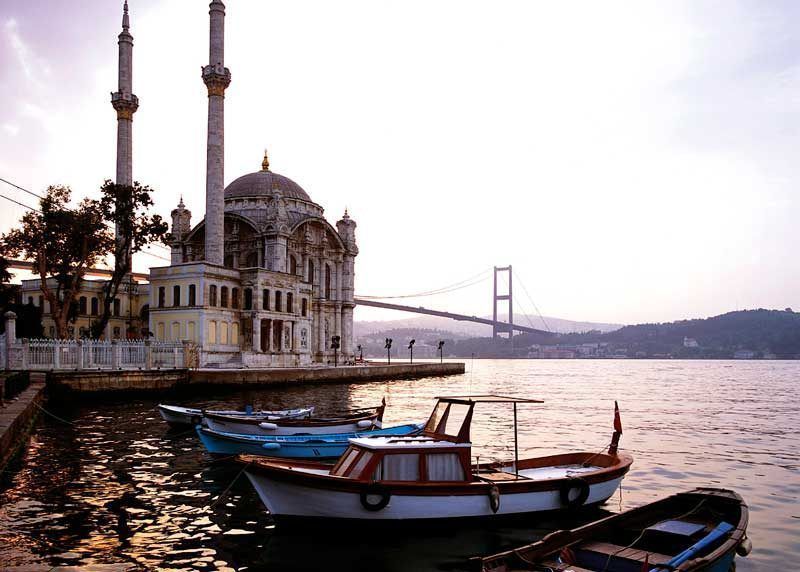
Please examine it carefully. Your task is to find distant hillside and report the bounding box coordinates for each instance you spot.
[356,309,800,359]
[354,313,622,338]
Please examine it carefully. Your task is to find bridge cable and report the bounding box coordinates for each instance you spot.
[513,269,552,333]
[356,268,492,300]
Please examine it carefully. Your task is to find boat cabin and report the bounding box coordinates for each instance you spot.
[330,436,472,482]
[330,395,544,483]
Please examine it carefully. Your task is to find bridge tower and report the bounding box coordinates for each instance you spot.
[492,266,513,340]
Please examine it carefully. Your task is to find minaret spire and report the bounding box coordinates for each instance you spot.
[202,0,232,265]
[111,0,139,270]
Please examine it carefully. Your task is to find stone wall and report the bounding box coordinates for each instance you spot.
[0,373,46,470]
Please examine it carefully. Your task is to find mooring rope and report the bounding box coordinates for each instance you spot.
[32,402,76,426]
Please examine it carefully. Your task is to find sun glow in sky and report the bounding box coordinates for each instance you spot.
[0,1,797,324]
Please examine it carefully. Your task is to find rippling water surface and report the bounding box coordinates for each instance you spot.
[1,360,797,570]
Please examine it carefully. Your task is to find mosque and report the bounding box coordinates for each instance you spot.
[23,1,358,367]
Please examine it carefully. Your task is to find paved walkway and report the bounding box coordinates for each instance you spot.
[0,373,46,469]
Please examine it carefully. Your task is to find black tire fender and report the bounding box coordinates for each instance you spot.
[360,483,391,512]
[559,477,590,509]
[488,485,500,514]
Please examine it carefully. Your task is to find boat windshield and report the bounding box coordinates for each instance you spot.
[425,401,472,441]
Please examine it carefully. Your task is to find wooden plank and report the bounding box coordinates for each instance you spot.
[579,541,673,564]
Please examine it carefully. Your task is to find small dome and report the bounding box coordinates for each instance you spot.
[225,170,313,202]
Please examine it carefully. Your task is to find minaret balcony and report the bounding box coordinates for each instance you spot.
[202,64,232,94]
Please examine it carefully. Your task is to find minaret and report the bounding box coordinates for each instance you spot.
[111,0,138,269]
[202,0,231,266]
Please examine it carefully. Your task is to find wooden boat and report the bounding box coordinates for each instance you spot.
[204,398,386,436]
[157,404,313,427]
[472,488,750,572]
[237,395,633,523]
[197,422,424,459]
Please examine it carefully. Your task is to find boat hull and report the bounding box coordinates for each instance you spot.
[197,423,423,459]
[242,452,632,522]
[157,404,313,427]
[245,472,624,520]
[204,412,382,436]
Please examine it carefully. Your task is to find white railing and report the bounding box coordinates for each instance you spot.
[4,338,189,371]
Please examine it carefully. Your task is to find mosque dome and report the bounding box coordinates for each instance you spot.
[224,151,313,203]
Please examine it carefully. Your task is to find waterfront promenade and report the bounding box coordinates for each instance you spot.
[47,362,465,393]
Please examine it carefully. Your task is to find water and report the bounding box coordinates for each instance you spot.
[1,360,797,570]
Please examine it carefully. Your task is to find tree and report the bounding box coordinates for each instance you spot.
[0,186,112,339]
[90,180,168,339]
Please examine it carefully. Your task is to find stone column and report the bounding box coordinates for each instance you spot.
[202,0,231,266]
[3,311,15,371]
[252,316,261,352]
[341,306,353,357]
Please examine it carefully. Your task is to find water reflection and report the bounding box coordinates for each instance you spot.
[1,360,797,570]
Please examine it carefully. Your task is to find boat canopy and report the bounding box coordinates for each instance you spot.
[423,395,543,443]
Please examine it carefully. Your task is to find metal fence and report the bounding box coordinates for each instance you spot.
[4,338,186,371]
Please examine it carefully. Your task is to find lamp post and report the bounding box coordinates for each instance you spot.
[331,335,341,367]
[437,340,445,363]
[357,344,363,362]
[385,338,393,364]
[408,339,415,363]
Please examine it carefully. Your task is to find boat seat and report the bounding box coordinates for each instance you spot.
[540,560,596,572]
[475,471,528,482]
[575,541,673,572]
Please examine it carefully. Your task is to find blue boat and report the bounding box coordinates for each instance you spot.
[196,422,424,459]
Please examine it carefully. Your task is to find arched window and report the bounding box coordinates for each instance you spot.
[157,322,165,340]
[243,288,253,310]
[79,296,88,314]
[232,287,240,309]
[189,284,196,306]
[171,321,181,339]
[220,321,229,344]
[289,255,297,276]
[246,251,259,268]
[275,291,282,312]
[324,265,331,299]
[173,285,181,307]
[158,287,165,308]
[220,286,229,307]
[231,322,239,345]
[91,297,99,315]
[208,320,217,344]
[262,289,270,310]
[113,299,121,316]
[188,321,196,341]
[301,298,308,317]
[209,285,217,306]
[286,293,294,313]
[308,260,315,283]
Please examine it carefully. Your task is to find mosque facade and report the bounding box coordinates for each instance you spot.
[146,0,358,366]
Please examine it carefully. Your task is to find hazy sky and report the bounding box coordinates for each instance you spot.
[0,1,797,325]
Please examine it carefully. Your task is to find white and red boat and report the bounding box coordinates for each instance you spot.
[205,399,386,436]
[238,396,633,523]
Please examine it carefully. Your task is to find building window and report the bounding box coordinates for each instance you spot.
[171,321,181,340]
[286,293,293,313]
[220,286,229,308]
[232,322,239,345]
[91,297,99,316]
[308,260,315,283]
[275,291,282,313]
[220,321,229,344]
[113,299,121,316]
[289,255,297,275]
[157,322,165,340]
[324,265,331,299]
[232,287,239,309]
[27,296,33,305]
[243,288,253,310]
[189,284,196,306]
[79,296,88,314]
[173,285,181,307]
[158,287,165,308]
[301,298,308,317]
[301,328,308,349]
[38,295,43,308]
[262,289,270,310]
[188,321,196,341]
[208,320,217,344]
[209,285,217,307]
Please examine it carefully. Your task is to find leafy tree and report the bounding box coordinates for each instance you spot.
[90,181,167,338]
[0,186,112,339]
